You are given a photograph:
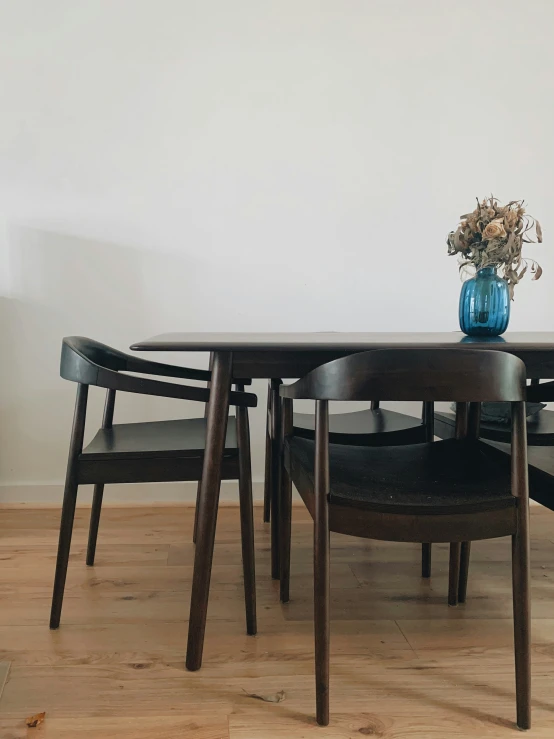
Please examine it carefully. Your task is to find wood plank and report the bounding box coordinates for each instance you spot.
[0,544,170,569]
[229,710,554,738]
[1,505,554,735]
[0,562,360,595]
[0,662,10,701]
[0,716,229,739]
[5,661,554,720]
[397,618,554,650]
[0,623,411,670]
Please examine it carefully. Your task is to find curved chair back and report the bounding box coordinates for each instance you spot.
[61,336,211,383]
[281,349,526,403]
[60,337,257,408]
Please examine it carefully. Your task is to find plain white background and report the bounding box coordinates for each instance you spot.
[1,0,553,502]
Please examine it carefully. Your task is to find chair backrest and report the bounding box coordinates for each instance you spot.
[60,337,257,408]
[280,349,526,403]
[61,336,211,384]
[61,337,129,385]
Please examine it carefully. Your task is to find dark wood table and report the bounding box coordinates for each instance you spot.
[131,331,554,670]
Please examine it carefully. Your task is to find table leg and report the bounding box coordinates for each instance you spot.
[186,351,232,671]
[270,379,282,580]
[193,352,214,543]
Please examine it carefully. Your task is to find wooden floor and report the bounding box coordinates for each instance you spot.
[1,504,554,737]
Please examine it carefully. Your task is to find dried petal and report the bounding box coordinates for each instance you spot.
[242,689,286,703]
[26,712,46,728]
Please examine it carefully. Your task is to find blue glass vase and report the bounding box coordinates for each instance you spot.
[459,266,510,336]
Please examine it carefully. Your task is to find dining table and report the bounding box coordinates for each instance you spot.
[131,331,554,670]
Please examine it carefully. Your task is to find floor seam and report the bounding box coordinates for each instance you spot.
[394,621,418,657]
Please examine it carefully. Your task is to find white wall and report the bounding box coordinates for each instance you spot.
[1,0,553,502]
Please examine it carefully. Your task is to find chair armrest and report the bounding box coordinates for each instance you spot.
[99,368,257,407]
[124,355,212,382]
[124,355,252,385]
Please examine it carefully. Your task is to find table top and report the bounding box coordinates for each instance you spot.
[132,331,554,353]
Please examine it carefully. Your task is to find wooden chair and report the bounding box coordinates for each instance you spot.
[50,337,258,637]
[280,349,530,729]
[263,380,434,579]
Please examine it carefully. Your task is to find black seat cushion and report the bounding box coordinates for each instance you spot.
[82,417,237,461]
[287,437,516,516]
[293,408,427,446]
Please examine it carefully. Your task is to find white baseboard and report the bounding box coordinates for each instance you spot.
[0,481,265,507]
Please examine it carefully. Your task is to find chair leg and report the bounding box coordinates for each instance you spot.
[237,403,257,636]
[511,401,531,729]
[86,484,105,566]
[458,541,471,604]
[314,521,330,726]
[513,524,531,729]
[279,399,293,603]
[270,380,282,580]
[448,542,461,606]
[279,463,293,603]
[50,480,79,629]
[50,384,88,630]
[420,400,434,581]
[263,382,272,523]
[86,387,115,561]
[314,400,330,726]
[511,400,531,730]
[421,543,432,578]
[192,480,201,544]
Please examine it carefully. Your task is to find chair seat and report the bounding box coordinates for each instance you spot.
[434,409,554,446]
[293,408,427,446]
[82,417,237,461]
[286,436,516,516]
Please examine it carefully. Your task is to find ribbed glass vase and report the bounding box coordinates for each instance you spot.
[459,266,510,337]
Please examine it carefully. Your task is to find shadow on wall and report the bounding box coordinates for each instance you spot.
[0,224,209,488]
